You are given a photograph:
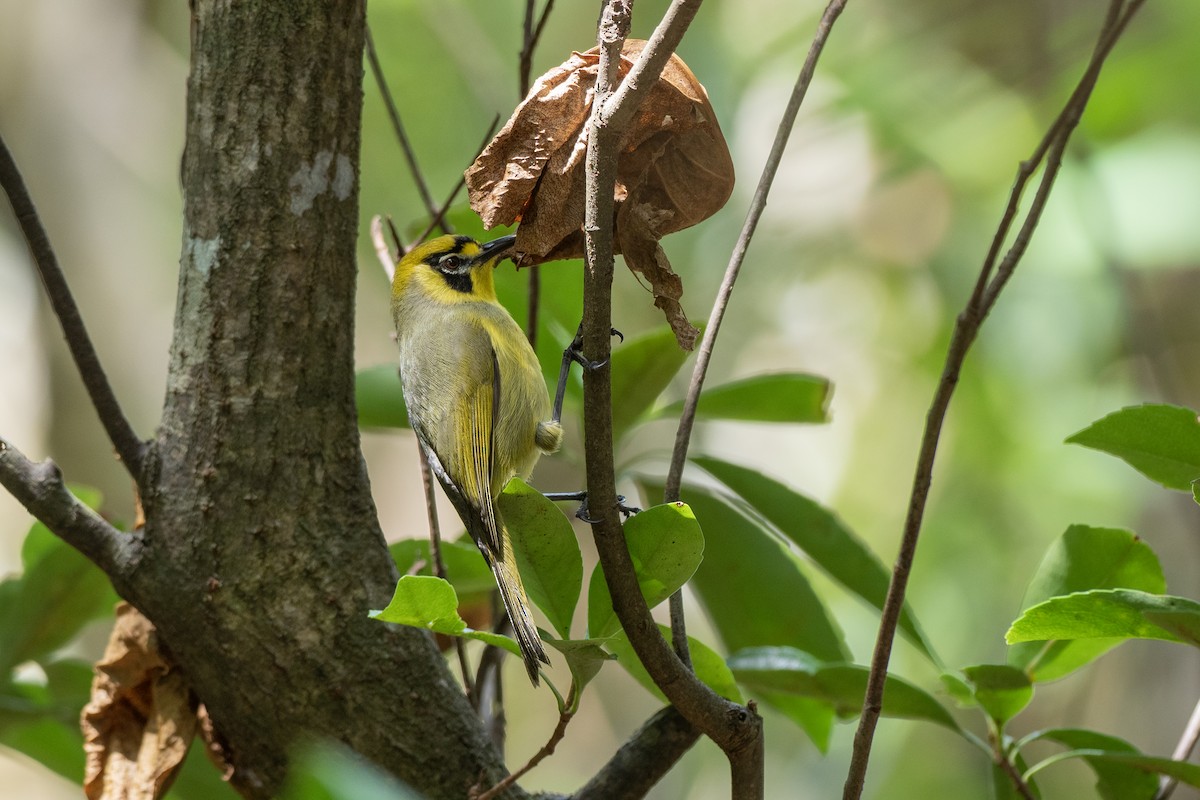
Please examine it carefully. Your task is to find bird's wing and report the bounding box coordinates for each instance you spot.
[416,333,503,559]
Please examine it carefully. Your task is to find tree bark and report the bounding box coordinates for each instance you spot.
[114,3,511,797]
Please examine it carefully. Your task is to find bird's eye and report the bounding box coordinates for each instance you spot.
[439,254,463,270]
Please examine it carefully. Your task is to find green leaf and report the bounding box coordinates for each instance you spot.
[0,515,119,676]
[388,538,494,598]
[1007,589,1200,648]
[1009,525,1165,681]
[939,672,976,708]
[959,664,1032,727]
[370,575,522,658]
[650,483,847,662]
[756,693,836,753]
[609,326,693,444]
[542,637,615,696]
[657,373,830,424]
[729,647,959,731]
[1066,403,1200,491]
[608,626,743,703]
[1079,753,1200,789]
[283,741,422,800]
[355,365,409,429]
[499,478,582,639]
[692,456,935,662]
[586,502,704,639]
[1028,729,1158,800]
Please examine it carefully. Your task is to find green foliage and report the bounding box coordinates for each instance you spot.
[542,638,615,702]
[389,538,493,599]
[586,502,704,638]
[0,489,118,787]
[500,478,583,639]
[656,373,830,424]
[728,647,958,730]
[692,456,934,661]
[608,626,743,704]
[0,508,119,676]
[1066,403,1200,491]
[1007,589,1200,648]
[1008,525,1165,681]
[650,483,848,663]
[1024,729,1159,800]
[609,325,694,444]
[952,665,1033,728]
[370,575,523,658]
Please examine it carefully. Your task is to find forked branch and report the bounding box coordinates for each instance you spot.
[580,1,763,798]
[0,437,137,585]
[842,2,1148,798]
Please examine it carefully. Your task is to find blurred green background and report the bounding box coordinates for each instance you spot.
[1,0,1198,797]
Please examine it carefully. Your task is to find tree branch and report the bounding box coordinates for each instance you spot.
[842,3,1147,798]
[365,24,441,226]
[581,2,762,797]
[573,706,700,800]
[0,436,138,584]
[412,114,502,247]
[0,136,147,483]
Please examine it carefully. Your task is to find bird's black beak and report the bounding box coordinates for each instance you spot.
[475,234,517,266]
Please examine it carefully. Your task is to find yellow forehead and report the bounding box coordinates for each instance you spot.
[402,235,482,266]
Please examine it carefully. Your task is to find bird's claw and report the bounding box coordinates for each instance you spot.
[615,495,641,518]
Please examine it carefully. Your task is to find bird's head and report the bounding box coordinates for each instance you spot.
[393,233,516,304]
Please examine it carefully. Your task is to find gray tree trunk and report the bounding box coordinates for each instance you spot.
[119,3,510,796]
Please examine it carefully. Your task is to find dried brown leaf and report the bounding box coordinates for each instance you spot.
[466,40,734,349]
[82,603,199,800]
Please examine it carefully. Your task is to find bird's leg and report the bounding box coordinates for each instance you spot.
[551,323,624,424]
[545,491,641,523]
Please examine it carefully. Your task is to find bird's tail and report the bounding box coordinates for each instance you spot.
[489,524,550,685]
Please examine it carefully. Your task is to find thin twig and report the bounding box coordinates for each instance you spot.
[518,0,556,347]
[471,603,510,751]
[996,745,1038,800]
[416,445,475,697]
[413,114,502,246]
[0,136,146,482]
[580,2,763,798]
[370,216,397,283]
[384,217,405,261]
[842,4,1147,798]
[365,24,440,224]
[1155,695,1200,800]
[0,437,137,586]
[518,0,556,98]
[474,685,577,800]
[661,0,852,676]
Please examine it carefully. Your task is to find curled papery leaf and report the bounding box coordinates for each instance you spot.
[82,603,197,800]
[466,40,735,350]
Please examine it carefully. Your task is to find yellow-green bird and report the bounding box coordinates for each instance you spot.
[391,233,561,684]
